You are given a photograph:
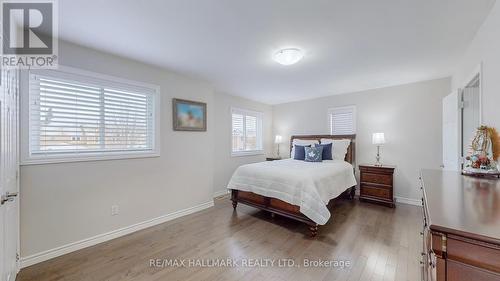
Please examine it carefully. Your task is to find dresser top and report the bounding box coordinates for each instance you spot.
[421,169,500,244]
[359,164,396,169]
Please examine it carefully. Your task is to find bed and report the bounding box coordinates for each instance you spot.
[227,134,357,237]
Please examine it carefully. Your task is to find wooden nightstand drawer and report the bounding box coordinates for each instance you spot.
[361,172,392,186]
[360,184,391,199]
[359,164,396,208]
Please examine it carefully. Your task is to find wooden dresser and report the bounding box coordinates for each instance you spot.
[359,164,395,208]
[420,169,500,281]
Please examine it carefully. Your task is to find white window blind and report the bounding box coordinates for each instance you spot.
[328,106,356,135]
[231,108,263,155]
[25,70,159,163]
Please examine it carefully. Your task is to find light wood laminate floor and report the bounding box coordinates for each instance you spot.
[17,197,423,281]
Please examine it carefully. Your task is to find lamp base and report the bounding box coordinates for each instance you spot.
[375,146,382,166]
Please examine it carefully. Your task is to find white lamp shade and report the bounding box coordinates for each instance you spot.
[372,133,385,145]
[274,135,283,144]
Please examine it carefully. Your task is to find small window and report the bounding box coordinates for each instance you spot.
[328,105,356,135]
[22,68,160,164]
[231,107,263,156]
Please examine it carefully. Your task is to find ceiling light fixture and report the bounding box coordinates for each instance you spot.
[273,48,304,65]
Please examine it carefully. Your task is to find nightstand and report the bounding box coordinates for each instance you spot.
[266,157,282,161]
[359,164,396,208]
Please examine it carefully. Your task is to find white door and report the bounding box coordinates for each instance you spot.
[442,90,461,171]
[0,69,20,281]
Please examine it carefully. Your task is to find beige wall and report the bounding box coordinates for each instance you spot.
[452,1,500,137]
[20,35,459,261]
[20,41,216,257]
[213,93,273,195]
[273,78,451,202]
[20,41,275,260]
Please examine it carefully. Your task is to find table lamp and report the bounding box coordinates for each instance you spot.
[275,135,283,158]
[372,133,385,166]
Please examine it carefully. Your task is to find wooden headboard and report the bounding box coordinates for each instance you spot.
[290,134,356,164]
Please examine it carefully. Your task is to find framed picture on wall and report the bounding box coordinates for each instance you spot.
[172,98,207,131]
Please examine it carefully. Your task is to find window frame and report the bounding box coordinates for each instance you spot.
[20,66,161,165]
[230,107,264,157]
[328,105,357,135]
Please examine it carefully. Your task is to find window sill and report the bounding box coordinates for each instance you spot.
[231,150,264,157]
[21,151,160,165]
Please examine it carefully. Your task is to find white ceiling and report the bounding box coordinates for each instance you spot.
[59,0,495,104]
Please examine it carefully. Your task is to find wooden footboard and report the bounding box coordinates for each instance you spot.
[231,134,356,237]
[230,186,355,237]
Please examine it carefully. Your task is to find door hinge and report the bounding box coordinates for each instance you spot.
[459,101,465,109]
[16,253,20,262]
[16,170,19,180]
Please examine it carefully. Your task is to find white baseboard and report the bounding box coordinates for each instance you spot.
[20,200,214,269]
[213,189,229,198]
[395,196,421,206]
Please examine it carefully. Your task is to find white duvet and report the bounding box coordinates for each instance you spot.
[227,159,357,225]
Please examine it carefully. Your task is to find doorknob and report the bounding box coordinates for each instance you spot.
[0,192,18,205]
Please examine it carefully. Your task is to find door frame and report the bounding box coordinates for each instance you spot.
[461,63,483,160]
[15,70,21,274]
[461,62,483,124]
[1,69,21,277]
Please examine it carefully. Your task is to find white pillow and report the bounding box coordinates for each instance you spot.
[290,139,319,158]
[320,138,351,160]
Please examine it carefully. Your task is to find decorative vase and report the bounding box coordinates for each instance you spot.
[462,126,500,178]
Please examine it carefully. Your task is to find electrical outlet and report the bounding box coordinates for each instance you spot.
[111,205,119,216]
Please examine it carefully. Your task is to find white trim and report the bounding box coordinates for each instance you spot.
[455,62,482,164]
[395,196,421,206]
[21,150,160,165]
[461,62,483,124]
[19,201,214,268]
[20,65,161,165]
[230,106,264,155]
[230,107,264,118]
[17,70,21,274]
[328,105,357,135]
[231,150,264,157]
[213,189,229,198]
[34,65,160,91]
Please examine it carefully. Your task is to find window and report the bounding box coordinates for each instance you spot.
[231,107,263,156]
[22,68,160,164]
[328,105,356,135]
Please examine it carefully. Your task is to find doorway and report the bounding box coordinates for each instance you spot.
[461,74,481,158]
[0,69,20,281]
[442,66,482,171]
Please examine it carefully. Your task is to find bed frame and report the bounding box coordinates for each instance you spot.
[230,134,356,237]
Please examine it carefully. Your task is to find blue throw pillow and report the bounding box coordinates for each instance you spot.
[304,146,323,162]
[293,145,311,160]
[314,143,333,160]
